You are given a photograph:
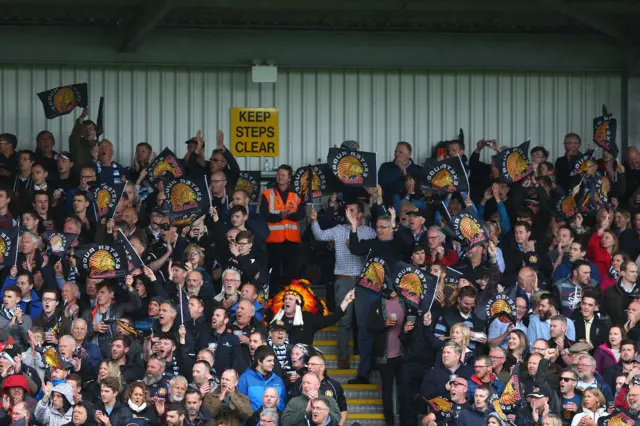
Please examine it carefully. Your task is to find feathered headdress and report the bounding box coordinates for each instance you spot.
[268,279,328,326]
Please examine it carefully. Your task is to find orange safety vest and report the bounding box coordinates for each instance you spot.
[263,188,302,243]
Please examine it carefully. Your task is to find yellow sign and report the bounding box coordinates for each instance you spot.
[230,107,279,157]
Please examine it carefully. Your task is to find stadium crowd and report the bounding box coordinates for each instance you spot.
[0,106,636,426]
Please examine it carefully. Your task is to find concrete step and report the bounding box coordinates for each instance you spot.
[325,357,360,369]
[343,383,381,399]
[347,398,384,414]
[326,369,381,384]
[347,412,386,425]
[313,340,352,355]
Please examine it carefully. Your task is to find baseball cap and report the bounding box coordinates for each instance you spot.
[270,320,286,331]
[527,387,549,398]
[55,151,73,161]
[406,207,428,219]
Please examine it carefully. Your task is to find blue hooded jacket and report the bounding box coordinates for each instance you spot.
[237,367,286,411]
[1,276,43,319]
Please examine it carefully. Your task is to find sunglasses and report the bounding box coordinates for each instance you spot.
[560,377,576,382]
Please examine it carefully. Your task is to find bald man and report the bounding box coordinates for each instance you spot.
[610,383,640,421]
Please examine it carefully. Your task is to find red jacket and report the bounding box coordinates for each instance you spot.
[425,249,458,267]
[587,232,612,284]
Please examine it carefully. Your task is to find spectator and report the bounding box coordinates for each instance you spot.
[203,369,252,426]
[245,387,282,426]
[378,142,421,206]
[569,387,607,426]
[280,373,340,426]
[124,381,158,426]
[35,382,74,426]
[94,376,133,426]
[237,346,286,412]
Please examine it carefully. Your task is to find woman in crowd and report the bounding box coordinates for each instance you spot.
[594,325,626,375]
[506,329,529,366]
[125,382,158,426]
[570,388,608,426]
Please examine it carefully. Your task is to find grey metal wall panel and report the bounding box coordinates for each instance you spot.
[0,66,622,170]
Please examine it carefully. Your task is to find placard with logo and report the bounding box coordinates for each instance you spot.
[0,227,18,267]
[230,107,279,157]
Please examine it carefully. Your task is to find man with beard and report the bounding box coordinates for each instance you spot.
[604,339,638,391]
[168,376,188,403]
[184,389,212,426]
[143,355,170,401]
[165,402,188,426]
[609,384,640,421]
[433,286,487,352]
[213,269,242,310]
[33,289,71,345]
[111,335,144,383]
[191,360,216,396]
[150,335,194,380]
[527,292,576,345]
[203,369,253,426]
[575,354,613,403]
[196,307,241,376]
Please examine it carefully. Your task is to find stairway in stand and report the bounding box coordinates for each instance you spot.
[314,325,386,425]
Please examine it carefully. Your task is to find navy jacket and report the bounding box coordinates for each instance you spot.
[196,329,242,379]
[377,159,421,205]
[420,363,473,400]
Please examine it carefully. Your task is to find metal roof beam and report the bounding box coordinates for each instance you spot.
[539,0,628,43]
[119,0,178,52]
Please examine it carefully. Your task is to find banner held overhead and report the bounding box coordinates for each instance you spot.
[230,107,279,157]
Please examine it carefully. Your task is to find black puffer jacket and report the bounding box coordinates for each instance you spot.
[94,401,133,426]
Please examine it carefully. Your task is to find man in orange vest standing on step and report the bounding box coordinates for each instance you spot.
[261,164,306,295]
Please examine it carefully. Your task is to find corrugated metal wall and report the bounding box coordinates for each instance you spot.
[0,65,622,170]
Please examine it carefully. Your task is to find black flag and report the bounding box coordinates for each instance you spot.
[74,244,128,279]
[116,230,144,273]
[96,96,105,138]
[0,226,18,267]
[358,257,392,298]
[421,157,469,194]
[147,148,186,183]
[164,177,210,227]
[90,183,125,219]
[37,83,88,119]
[593,104,619,157]
[443,207,488,248]
[491,140,533,184]
[328,148,377,187]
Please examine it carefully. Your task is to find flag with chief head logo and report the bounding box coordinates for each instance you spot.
[443,207,488,248]
[163,176,211,227]
[0,226,18,267]
[421,156,468,194]
[37,83,88,119]
[328,148,377,187]
[74,243,129,279]
[491,140,533,184]
[147,148,186,183]
[593,104,619,158]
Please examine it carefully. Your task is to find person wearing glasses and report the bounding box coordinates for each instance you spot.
[558,369,581,425]
[575,354,614,404]
[488,346,510,384]
[289,355,347,426]
[281,373,340,426]
[421,377,470,426]
[466,355,504,400]
[257,407,279,426]
[554,133,583,193]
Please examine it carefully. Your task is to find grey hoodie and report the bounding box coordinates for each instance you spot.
[35,382,75,426]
